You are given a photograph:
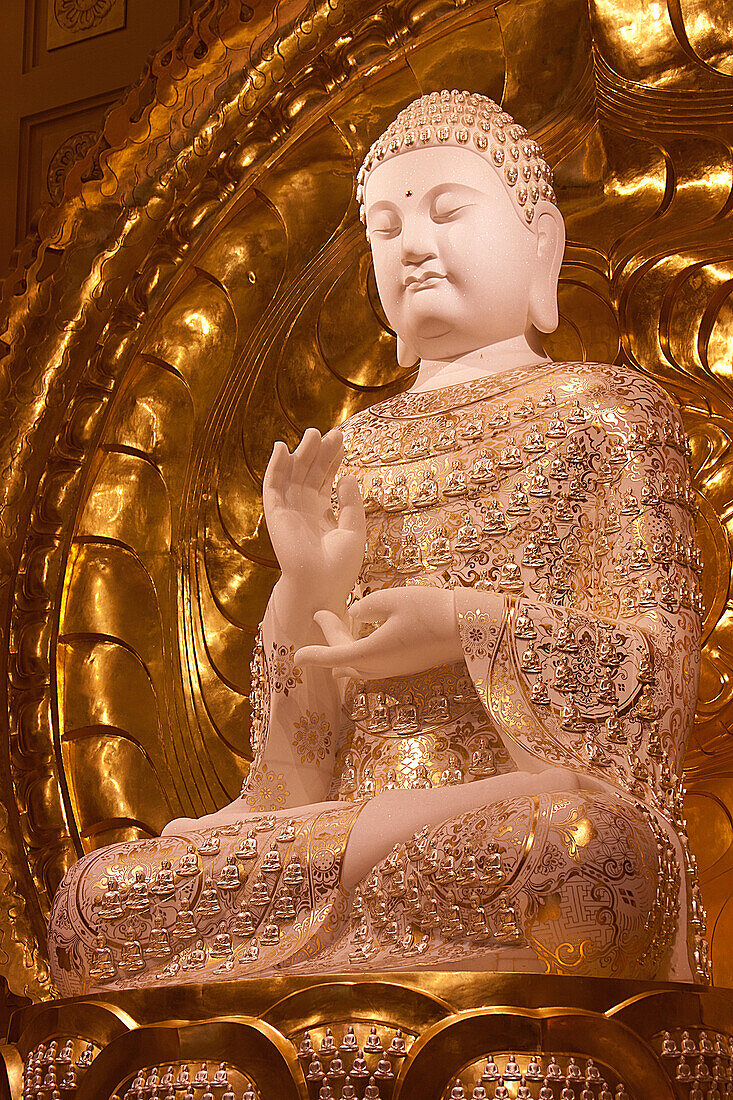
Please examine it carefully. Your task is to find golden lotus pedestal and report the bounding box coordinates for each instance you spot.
[2,973,731,1099]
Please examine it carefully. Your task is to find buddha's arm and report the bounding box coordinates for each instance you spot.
[240,428,367,810]
[455,587,698,777]
[300,401,700,787]
[457,421,701,778]
[240,580,348,810]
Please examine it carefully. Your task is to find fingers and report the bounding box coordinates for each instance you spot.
[348,588,400,623]
[262,440,291,502]
[268,427,346,510]
[296,641,360,669]
[291,428,324,489]
[332,665,362,681]
[296,609,384,670]
[312,430,344,494]
[336,475,366,537]
[295,611,354,668]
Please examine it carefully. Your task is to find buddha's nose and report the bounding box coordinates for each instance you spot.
[400,214,437,265]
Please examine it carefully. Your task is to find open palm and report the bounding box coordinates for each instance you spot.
[263,427,366,615]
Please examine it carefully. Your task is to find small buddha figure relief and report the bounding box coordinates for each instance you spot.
[383,473,409,512]
[383,769,400,791]
[76,1044,95,1069]
[468,737,496,778]
[118,938,145,974]
[392,693,418,731]
[181,938,206,971]
[481,497,507,535]
[89,935,116,980]
[444,460,468,497]
[126,870,150,912]
[363,477,383,514]
[410,764,433,790]
[146,914,172,959]
[398,533,422,574]
[436,419,458,452]
[59,1065,77,1092]
[216,854,241,891]
[470,449,495,484]
[150,860,175,898]
[455,514,480,554]
[413,470,439,507]
[172,905,197,942]
[210,922,233,957]
[98,876,124,921]
[426,526,453,567]
[57,1040,74,1065]
[49,88,705,994]
[367,694,391,733]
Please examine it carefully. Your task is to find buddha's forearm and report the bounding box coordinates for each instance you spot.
[453,581,699,786]
[458,586,697,683]
[242,593,344,810]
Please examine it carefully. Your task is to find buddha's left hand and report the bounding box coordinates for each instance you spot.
[295,586,463,679]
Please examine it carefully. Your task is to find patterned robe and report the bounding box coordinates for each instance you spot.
[49,361,704,994]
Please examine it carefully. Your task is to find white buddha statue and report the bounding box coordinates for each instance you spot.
[48,89,704,994]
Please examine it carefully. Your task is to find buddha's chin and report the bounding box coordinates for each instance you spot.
[409,324,478,361]
[401,307,456,347]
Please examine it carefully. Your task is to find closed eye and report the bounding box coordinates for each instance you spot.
[369,216,401,239]
[432,201,472,223]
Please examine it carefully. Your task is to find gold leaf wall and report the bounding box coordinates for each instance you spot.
[0,0,732,1000]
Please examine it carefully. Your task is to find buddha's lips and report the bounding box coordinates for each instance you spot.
[404,270,446,290]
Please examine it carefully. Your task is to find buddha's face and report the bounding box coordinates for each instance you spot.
[364,145,561,361]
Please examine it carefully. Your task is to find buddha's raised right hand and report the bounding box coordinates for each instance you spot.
[262,427,366,638]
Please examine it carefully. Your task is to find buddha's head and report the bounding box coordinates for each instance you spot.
[359,90,565,365]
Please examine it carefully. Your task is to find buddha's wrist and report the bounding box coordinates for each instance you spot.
[272,576,347,644]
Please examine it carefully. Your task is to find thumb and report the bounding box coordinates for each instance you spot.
[314,609,354,646]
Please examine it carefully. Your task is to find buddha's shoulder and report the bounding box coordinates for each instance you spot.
[335,361,681,436]
[558,360,681,421]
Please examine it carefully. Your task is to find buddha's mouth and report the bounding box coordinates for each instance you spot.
[404,271,446,290]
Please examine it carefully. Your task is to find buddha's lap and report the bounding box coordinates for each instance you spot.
[48,786,677,989]
[333,786,674,976]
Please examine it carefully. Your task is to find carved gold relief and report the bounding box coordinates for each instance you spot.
[4,973,730,1098]
[0,0,732,1001]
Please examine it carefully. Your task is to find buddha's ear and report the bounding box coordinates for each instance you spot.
[397,335,420,367]
[528,208,565,333]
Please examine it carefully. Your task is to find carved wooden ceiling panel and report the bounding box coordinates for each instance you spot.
[0,0,192,277]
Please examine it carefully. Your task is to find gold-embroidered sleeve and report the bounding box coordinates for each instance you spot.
[454,376,701,814]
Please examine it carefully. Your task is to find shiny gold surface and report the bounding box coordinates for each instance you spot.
[2,972,730,1099]
[0,0,732,1002]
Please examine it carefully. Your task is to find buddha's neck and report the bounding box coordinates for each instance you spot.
[410,334,552,393]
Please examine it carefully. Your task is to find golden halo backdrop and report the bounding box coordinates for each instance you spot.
[0,0,733,1001]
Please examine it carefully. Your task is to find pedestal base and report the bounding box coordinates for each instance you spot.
[2,973,731,1099]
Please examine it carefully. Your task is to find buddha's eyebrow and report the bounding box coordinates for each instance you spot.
[426,182,479,200]
[365,199,401,216]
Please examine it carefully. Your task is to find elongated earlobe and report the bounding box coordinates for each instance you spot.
[529,210,566,333]
[397,335,420,368]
